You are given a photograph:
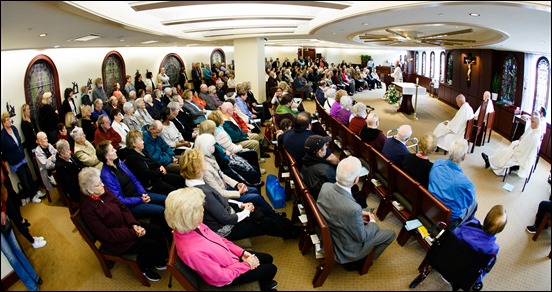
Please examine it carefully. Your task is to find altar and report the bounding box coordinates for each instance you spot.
[393,82,426,115]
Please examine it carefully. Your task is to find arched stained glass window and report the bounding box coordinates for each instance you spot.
[446,51,453,84]
[161,54,184,87]
[102,51,125,97]
[422,52,427,76]
[430,52,435,79]
[25,55,60,124]
[415,52,420,74]
[500,55,517,105]
[440,52,446,83]
[533,57,550,112]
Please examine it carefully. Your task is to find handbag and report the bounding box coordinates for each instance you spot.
[228,155,261,186]
[1,215,13,237]
[265,174,286,209]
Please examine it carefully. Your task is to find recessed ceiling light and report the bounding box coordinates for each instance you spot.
[68,34,102,42]
[362,23,370,26]
[54,45,60,48]
[39,33,47,37]
[469,13,480,17]
[140,40,158,44]
[332,32,337,35]
[120,39,125,42]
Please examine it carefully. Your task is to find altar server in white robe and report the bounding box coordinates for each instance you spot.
[482,115,541,178]
[433,94,474,151]
[474,91,495,123]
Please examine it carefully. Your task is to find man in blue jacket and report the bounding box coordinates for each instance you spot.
[142,121,180,174]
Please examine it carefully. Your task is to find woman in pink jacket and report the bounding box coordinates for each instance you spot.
[164,187,278,291]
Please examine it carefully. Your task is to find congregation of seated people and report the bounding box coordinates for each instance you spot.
[2,55,527,290]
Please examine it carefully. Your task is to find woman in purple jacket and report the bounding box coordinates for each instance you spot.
[164,187,278,291]
[78,167,167,282]
[453,204,507,284]
[95,140,166,221]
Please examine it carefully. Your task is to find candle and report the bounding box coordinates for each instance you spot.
[416,77,419,84]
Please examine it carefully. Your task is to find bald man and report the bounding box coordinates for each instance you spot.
[35,131,58,190]
[474,91,495,123]
[381,124,412,167]
[359,112,387,152]
[433,94,474,151]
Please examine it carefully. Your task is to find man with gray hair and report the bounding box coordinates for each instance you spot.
[142,120,180,174]
[433,94,474,152]
[381,124,412,167]
[317,156,395,270]
[429,138,478,230]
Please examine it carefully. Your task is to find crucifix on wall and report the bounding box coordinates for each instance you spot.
[464,53,476,87]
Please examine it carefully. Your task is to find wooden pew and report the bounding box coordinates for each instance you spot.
[380,164,420,223]
[397,185,451,250]
[368,148,394,219]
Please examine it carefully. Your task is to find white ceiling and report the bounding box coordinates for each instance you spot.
[1,1,550,55]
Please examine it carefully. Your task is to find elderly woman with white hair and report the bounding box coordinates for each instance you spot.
[78,167,168,282]
[54,138,84,202]
[133,97,154,127]
[323,87,337,112]
[429,138,478,230]
[71,126,101,169]
[194,134,276,214]
[164,187,278,291]
[144,93,161,120]
[335,95,353,126]
[166,101,196,142]
[348,102,368,135]
[198,119,262,187]
[122,102,141,131]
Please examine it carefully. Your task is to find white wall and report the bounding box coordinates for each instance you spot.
[0,45,402,183]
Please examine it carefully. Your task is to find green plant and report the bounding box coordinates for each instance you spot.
[360,55,371,62]
[491,72,500,93]
[384,85,400,105]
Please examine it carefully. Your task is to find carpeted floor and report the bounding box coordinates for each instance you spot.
[7,87,551,291]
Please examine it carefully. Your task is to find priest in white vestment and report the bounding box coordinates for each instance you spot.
[474,91,495,123]
[481,115,541,178]
[391,66,403,83]
[433,94,474,151]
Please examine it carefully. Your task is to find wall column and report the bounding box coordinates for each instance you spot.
[234,38,266,101]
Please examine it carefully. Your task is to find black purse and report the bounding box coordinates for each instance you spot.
[1,215,13,237]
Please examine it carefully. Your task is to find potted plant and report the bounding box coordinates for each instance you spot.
[384,85,400,105]
[360,55,371,67]
[491,72,500,101]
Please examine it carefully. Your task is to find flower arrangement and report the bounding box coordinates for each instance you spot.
[384,85,400,105]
